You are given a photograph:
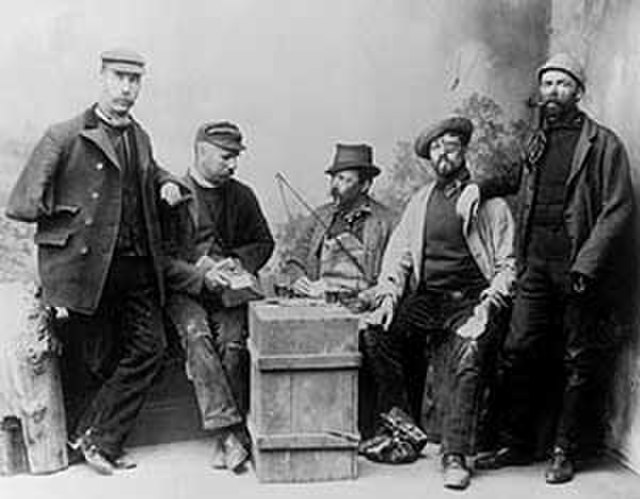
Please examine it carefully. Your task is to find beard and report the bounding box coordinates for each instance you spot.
[541,97,577,122]
[434,157,461,180]
[330,186,360,207]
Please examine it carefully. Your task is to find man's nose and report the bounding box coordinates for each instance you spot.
[226,157,238,170]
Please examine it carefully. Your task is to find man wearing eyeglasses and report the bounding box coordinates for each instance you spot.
[163,121,274,473]
[363,117,515,490]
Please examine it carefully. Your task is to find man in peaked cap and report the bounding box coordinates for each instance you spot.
[363,117,515,490]
[473,53,636,484]
[162,120,274,473]
[6,49,184,474]
[281,143,395,438]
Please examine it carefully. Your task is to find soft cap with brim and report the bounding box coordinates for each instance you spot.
[537,52,585,90]
[195,121,246,152]
[101,48,146,75]
[414,117,473,159]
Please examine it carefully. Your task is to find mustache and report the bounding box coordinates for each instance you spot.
[114,98,134,106]
[436,156,454,169]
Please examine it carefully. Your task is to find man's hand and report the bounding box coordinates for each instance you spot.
[203,258,239,291]
[292,276,327,298]
[479,288,509,310]
[570,272,591,295]
[160,182,182,206]
[363,295,395,331]
[204,267,230,291]
[54,306,69,320]
[456,183,480,220]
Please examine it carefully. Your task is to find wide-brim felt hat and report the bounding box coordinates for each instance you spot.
[414,116,473,158]
[325,143,381,178]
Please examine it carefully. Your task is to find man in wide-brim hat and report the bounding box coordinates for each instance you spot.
[284,143,394,297]
[362,116,516,490]
[283,142,395,438]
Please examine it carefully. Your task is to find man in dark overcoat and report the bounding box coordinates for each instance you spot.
[474,53,636,484]
[163,121,274,473]
[6,49,183,474]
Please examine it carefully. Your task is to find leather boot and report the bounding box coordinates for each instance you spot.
[545,447,574,484]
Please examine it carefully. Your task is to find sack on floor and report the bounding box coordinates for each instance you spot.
[359,407,428,464]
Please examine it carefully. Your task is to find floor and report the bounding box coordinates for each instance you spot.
[2,440,640,499]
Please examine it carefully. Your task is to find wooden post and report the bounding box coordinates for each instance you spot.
[0,282,68,475]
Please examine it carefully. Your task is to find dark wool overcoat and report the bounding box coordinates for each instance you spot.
[6,107,173,313]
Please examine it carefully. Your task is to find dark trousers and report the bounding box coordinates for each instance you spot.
[59,257,165,459]
[368,288,499,456]
[498,256,602,455]
[166,294,247,432]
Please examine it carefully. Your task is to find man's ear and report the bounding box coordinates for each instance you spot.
[575,87,584,103]
[360,178,372,194]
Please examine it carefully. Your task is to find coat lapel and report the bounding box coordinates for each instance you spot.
[131,121,150,176]
[567,116,597,188]
[79,110,122,170]
[411,183,435,286]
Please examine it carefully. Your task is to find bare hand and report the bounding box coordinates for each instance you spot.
[292,276,327,298]
[479,288,509,310]
[363,295,395,331]
[160,182,182,206]
[204,262,232,291]
[571,272,590,295]
[54,306,69,320]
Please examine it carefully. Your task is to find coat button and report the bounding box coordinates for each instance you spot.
[80,246,90,256]
[91,191,99,200]
[96,163,104,171]
[85,218,93,226]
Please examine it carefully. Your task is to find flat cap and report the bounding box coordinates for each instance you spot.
[414,116,473,158]
[537,53,585,89]
[101,48,146,74]
[195,121,246,152]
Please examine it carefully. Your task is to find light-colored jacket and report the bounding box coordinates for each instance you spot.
[376,181,516,304]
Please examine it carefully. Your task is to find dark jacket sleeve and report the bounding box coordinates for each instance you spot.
[228,186,275,274]
[160,194,207,296]
[6,127,64,222]
[571,136,635,280]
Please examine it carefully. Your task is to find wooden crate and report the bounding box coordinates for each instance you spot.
[248,299,360,483]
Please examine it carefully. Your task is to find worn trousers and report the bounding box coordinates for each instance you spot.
[368,289,499,456]
[59,257,166,459]
[498,256,603,455]
[166,293,248,432]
